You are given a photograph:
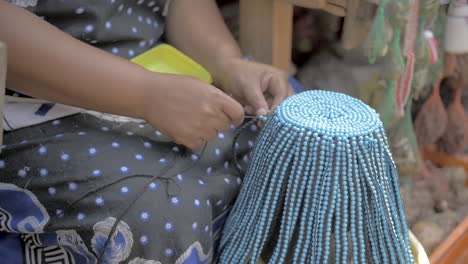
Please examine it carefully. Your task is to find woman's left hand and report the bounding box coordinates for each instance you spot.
[214,58,294,116]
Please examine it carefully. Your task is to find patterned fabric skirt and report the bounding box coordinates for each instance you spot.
[0,113,258,264]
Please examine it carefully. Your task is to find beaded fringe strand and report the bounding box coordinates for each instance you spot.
[218,90,414,264]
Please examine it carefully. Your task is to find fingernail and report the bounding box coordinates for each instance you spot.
[257,108,267,116]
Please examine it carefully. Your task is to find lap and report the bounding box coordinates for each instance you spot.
[0,113,258,264]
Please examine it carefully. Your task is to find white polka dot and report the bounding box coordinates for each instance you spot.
[140,211,151,222]
[224,161,229,169]
[143,142,152,148]
[192,222,198,231]
[172,146,180,152]
[1,145,6,149]
[138,124,145,128]
[218,132,225,139]
[236,177,242,185]
[120,166,129,173]
[248,140,255,148]
[17,169,27,178]
[101,126,109,131]
[120,186,130,195]
[61,153,70,162]
[137,0,144,5]
[153,21,159,28]
[159,158,167,164]
[149,39,155,46]
[235,142,240,149]
[95,196,104,206]
[111,47,119,54]
[139,235,149,245]
[138,15,143,23]
[78,131,87,136]
[152,6,160,12]
[0,160,5,169]
[155,130,163,136]
[170,196,180,206]
[204,225,209,232]
[194,199,201,208]
[75,7,85,14]
[146,17,152,24]
[215,148,221,157]
[84,24,94,33]
[207,200,211,207]
[164,248,174,257]
[191,154,199,161]
[20,140,28,144]
[39,168,48,177]
[243,155,249,162]
[147,1,155,7]
[164,222,174,232]
[88,147,98,155]
[68,182,78,191]
[126,131,134,136]
[224,178,231,184]
[105,21,112,29]
[176,174,184,182]
[118,4,124,12]
[48,187,56,195]
[131,26,138,34]
[135,154,144,160]
[127,7,133,15]
[198,179,206,186]
[250,124,259,132]
[139,40,146,48]
[77,213,86,221]
[112,142,120,148]
[52,120,61,125]
[39,146,48,155]
[230,124,236,131]
[56,209,63,217]
[55,134,64,138]
[216,200,223,206]
[206,167,212,175]
[128,49,135,57]
[149,182,158,190]
[92,169,102,177]
[110,0,115,3]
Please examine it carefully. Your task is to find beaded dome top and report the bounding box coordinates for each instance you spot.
[218,90,414,264]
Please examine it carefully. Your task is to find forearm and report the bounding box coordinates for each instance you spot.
[166,0,243,84]
[0,1,156,119]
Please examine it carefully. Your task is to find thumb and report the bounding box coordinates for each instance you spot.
[246,85,269,116]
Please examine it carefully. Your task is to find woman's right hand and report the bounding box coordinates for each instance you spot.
[142,73,244,149]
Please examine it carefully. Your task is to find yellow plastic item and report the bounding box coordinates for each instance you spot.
[131,44,213,83]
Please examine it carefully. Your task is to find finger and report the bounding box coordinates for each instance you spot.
[268,74,290,111]
[212,115,231,132]
[219,93,245,127]
[244,105,254,115]
[244,81,269,116]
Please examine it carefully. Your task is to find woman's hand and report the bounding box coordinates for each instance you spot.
[214,58,294,116]
[142,74,244,149]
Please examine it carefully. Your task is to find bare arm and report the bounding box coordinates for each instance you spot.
[0,1,156,119]
[166,0,292,116]
[0,1,243,148]
[166,0,243,84]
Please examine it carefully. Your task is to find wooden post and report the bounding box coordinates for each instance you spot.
[0,42,5,150]
[239,0,293,72]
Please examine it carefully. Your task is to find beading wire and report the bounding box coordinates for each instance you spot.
[218,90,414,264]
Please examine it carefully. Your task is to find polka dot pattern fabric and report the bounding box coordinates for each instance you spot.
[28,0,171,59]
[0,113,258,263]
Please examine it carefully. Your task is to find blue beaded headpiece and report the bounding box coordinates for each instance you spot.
[219,90,414,264]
